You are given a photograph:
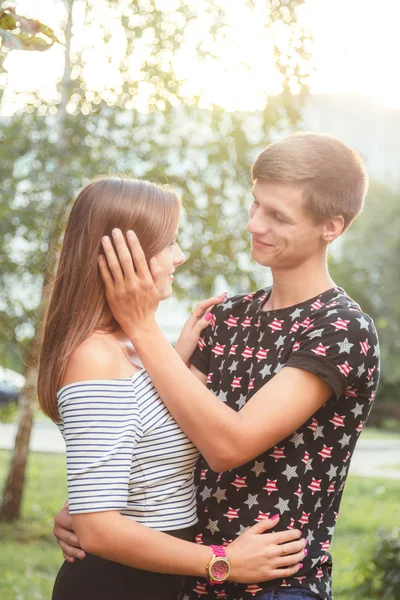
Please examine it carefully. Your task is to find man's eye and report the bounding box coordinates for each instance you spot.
[274,213,285,223]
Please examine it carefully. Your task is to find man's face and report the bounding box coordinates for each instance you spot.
[247,178,325,270]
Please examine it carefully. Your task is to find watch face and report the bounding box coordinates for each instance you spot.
[211,558,230,581]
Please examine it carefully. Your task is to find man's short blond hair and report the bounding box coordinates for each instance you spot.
[251,132,368,230]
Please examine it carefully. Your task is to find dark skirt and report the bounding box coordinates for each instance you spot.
[52,525,196,600]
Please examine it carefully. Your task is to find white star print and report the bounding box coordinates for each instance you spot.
[251,461,266,477]
[260,364,272,378]
[281,464,298,481]
[236,394,247,410]
[274,362,285,374]
[289,432,304,448]
[326,525,335,536]
[314,497,322,510]
[373,344,379,357]
[357,364,366,377]
[351,403,363,418]
[274,497,291,514]
[306,529,315,544]
[218,390,228,403]
[206,519,220,535]
[326,309,338,316]
[314,425,325,440]
[228,360,238,373]
[357,315,370,330]
[340,465,347,478]
[199,486,212,501]
[326,465,338,480]
[338,433,351,448]
[337,337,354,354]
[311,557,320,568]
[307,328,324,339]
[222,300,233,311]
[244,493,259,509]
[238,524,250,535]
[230,332,238,344]
[274,335,286,348]
[305,458,313,472]
[213,487,227,503]
[309,583,319,594]
[290,308,303,320]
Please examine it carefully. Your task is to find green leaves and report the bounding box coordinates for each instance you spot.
[0,7,62,52]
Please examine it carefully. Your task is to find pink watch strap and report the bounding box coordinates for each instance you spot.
[210,545,226,557]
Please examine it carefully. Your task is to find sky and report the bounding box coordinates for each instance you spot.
[1,0,398,113]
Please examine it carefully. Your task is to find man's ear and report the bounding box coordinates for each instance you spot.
[321,216,345,243]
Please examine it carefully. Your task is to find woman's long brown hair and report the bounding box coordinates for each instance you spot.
[38,176,181,422]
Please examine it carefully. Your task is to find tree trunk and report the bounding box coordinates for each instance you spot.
[0,363,37,520]
[0,0,74,522]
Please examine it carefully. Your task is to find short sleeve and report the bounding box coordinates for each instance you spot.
[285,308,379,400]
[58,380,142,514]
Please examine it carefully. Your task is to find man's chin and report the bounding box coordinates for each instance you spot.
[251,248,273,268]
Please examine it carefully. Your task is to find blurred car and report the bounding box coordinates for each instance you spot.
[0,381,20,407]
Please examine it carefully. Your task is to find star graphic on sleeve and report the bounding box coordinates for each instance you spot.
[338,433,351,448]
[290,308,303,320]
[351,403,363,418]
[213,487,227,503]
[200,486,213,501]
[244,493,259,509]
[314,425,325,440]
[373,344,379,357]
[326,465,338,481]
[337,337,354,354]
[307,328,324,339]
[274,362,285,374]
[340,465,348,478]
[326,309,338,317]
[282,464,299,481]
[326,525,335,536]
[274,497,291,514]
[357,315,370,330]
[260,364,272,378]
[314,497,322,510]
[251,460,266,477]
[228,360,239,373]
[309,583,320,595]
[289,432,304,448]
[236,394,247,410]
[206,519,220,535]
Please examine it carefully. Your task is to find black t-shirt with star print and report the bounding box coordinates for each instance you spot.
[183,286,380,600]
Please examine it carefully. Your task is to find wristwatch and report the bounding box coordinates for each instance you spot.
[206,545,231,585]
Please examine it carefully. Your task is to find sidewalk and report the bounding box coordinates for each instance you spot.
[1,421,400,479]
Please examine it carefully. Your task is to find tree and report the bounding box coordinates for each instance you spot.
[330,180,400,419]
[0,0,311,520]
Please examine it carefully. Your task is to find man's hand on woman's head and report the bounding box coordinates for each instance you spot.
[54,503,86,563]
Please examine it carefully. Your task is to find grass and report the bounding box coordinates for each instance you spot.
[0,450,400,599]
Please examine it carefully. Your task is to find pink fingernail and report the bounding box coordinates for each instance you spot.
[305,540,308,546]
[304,549,308,556]
[270,513,279,520]
[205,312,213,321]
[299,563,303,569]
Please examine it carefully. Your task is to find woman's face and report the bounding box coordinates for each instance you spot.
[154,233,185,300]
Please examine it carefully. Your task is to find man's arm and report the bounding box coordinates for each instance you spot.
[98,229,333,472]
[129,323,331,471]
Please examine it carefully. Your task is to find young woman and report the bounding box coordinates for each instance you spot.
[38,176,306,600]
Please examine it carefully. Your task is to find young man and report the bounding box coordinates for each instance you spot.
[55,133,379,600]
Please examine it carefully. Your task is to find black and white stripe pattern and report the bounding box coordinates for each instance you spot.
[57,370,199,531]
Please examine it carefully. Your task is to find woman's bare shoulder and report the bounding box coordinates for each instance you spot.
[61,333,124,388]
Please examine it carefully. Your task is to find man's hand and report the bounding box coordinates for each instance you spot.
[175,294,227,364]
[54,504,86,563]
[98,229,162,336]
